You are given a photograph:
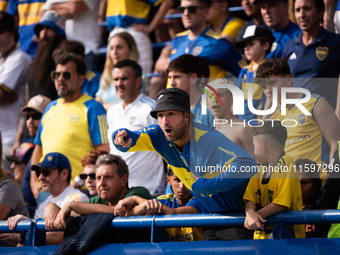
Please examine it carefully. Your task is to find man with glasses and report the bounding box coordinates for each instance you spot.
[30,53,109,200]
[7,152,88,245]
[149,0,245,98]
[0,12,32,172]
[7,95,51,217]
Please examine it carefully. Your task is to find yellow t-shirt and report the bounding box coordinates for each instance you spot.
[243,154,305,239]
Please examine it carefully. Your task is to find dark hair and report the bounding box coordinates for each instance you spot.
[167,167,174,176]
[295,158,322,208]
[55,53,87,75]
[52,40,85,62]
[113,59,142,78]
[57,166,71,184]
[252,120,287,146]
[96,154,129,178]
[81,150,109,167]
[198,0,212,8]
[195,56,210,78]
[167,54,209,78]
[293,0,324,13]
[256,58,291,79]
[256,37,273,55]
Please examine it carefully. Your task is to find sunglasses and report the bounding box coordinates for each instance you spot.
[51,71,73,80]
[35,168,51,178]
[13,160,24,165]
[79,173,96,180]
[26,113,42,120]
[178,5,205,14]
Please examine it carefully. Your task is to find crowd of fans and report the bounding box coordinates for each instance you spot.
[1,0,340,249]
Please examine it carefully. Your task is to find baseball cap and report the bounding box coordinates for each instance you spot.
[0,11,16,32]
[21,95,51,114]
[150,88,190,119]
[253,0,288,4]
[236,25,275,48]
[34,10,65,37]
[31,152,72,172]
[6,143,35,164]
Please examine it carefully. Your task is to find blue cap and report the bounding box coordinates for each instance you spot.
[31,152,72,172]
[34,11,65,37]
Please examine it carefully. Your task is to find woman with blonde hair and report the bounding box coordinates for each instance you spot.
[96,32,139,110]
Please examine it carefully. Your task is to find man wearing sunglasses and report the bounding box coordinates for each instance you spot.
[149,0,246,98]
[0,12,32,172]
[30,53,110,200]
[32,152,88,244]
[8,95,51,217]
[6,152,89,245]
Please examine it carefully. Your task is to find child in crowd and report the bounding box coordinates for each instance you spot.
[243,120,305,239]
[235,25,274,121]
[114,168,202,242]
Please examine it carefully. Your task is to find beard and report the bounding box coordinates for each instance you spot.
[56,81,76,98]
[163,122,187,142]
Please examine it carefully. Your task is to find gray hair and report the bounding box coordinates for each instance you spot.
[95,154,129,177]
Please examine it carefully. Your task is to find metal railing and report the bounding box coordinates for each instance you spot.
[1,210,340,246]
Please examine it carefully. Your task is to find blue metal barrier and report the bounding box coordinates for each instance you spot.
[1,210,340,247]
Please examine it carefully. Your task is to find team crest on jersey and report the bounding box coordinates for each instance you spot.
[129,116,136,125]
[315,47,329,61]
[171,49,177,55]
[192,46,203,56]
[298,114,306,125]
[69,113,80,123]
[271,42,277,53]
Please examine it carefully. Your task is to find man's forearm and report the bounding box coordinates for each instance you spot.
[69,201,115,215]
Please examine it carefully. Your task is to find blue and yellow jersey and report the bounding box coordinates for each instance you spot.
[283,28,340,109]
[236,61,266,122]
[267,22,301,59]
[170,28,246,78]
[157,193,203,241]
[35,95,108,179]
[106,0,162,31]
[7,0,46,58]
[0,0,8,11]
[113,121,257,213]
[269,94,330,165]
[243,154,305,239]
[192,95,214,128]
[82,69,101,98]
[220,16,246,40]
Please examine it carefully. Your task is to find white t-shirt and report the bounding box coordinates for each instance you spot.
[107,93,166,195]
[43,0,100,54]
[0,47,31,145]
[34,185,88,220]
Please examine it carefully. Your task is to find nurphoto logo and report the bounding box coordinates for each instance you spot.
[200,79,312,128]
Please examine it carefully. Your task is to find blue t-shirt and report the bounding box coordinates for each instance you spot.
[171,28,245,78]
[192,95,214,128]
[267,22,301,59]
[283,28,340,108]
[82,69,101,98]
